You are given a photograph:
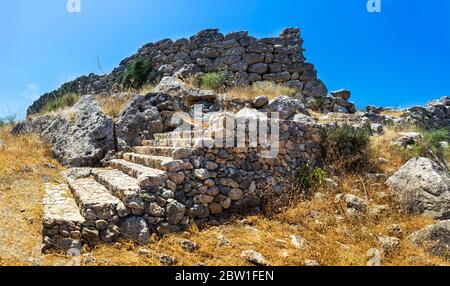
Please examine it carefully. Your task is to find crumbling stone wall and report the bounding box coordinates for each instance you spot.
[28,27,329,115]
[42,118,322,247]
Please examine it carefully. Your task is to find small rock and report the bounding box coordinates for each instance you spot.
[378,236,401,255]
[95,220,108,230]
[253,96,269,109]
[391,132,422,148]
[44,162,57,169]
[290,235,308,250]
[325,178,338,189]
[304,260,321,266]
[241,250,269,266]
[159,255,177,266]
[331,89,351,100]
[228,188,244,201]
[217,233,230,247]
[138,248,151,257]
[336,194,368,215]
[194,169,210,180]
[279,249,289,258]
[181,239,199,252]
[388,224,404,238]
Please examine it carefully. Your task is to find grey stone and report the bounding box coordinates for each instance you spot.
[391,132,422,148]
[379,236,400,255]
[116,94,164,150]
[119,216,150,244]
[194,169,211,180]
[248,63,268,74]
[386,157,450,219]
[267,96,309,119]
[166,200,186,225]
[41,95,115,167]
[331,89,351,100]
[409,220,450,259]
[253,96,269,109]
[243,53,265,65]
[241,250,269,266]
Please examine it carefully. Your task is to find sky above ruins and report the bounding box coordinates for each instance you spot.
[1,0,449,118]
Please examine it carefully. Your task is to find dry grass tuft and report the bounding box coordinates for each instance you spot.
[226,82,297,100]
[97,93,137,119]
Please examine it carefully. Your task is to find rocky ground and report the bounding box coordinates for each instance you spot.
[2,27,449,266]
[1,121,449,266]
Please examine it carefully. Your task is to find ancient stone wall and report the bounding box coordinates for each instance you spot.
[42,118,322,248]
[28,27,329,115]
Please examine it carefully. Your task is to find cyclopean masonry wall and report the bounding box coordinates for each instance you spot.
[28,27,355,116]
[42,114,322,249]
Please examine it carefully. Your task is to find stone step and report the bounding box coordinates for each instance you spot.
[91,168,145,214]
[110,159,167,188]
[68,177,127,224]
[42,184,85,251]
[133,146,176,157]
[153,130,212,140]
[142,137,221,148]
[123,153,193,172]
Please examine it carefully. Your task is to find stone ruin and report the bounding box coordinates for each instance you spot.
[27,27,356,116]
[42,93,323,250]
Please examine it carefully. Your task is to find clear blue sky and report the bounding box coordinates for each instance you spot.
[1,0,449,118]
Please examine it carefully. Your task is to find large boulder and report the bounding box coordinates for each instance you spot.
[409,220,450,259]
[115,94,164,150]
[267,96,309,119]
[42,95,115,167]
[386,157,450,220]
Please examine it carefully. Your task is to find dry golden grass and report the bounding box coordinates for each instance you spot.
[379,110,405,118]
[0,125,447,266]
[226,82,297,100]
[0,125,65,266]
[369,126,424,174]
[97,93,137,119]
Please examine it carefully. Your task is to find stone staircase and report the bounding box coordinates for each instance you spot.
[42,129,212,252]
[42,117,323,252]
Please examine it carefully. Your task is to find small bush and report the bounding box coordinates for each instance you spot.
[322,124,372,173]
[121,57,155,89]
[391,128,450,163]
[41,93,81,113]
[199,70,227,91]
[298,163,327,189]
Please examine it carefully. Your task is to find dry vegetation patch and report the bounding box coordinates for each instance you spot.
[226,82,297,100]
[0,125,447,266]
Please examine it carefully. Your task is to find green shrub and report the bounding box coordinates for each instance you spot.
[298,163,327,189]
[321,124,371,173]
[392,128,450,163]
[199,70,227,91]
[121,57,155,89]
[41,93,81,113]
